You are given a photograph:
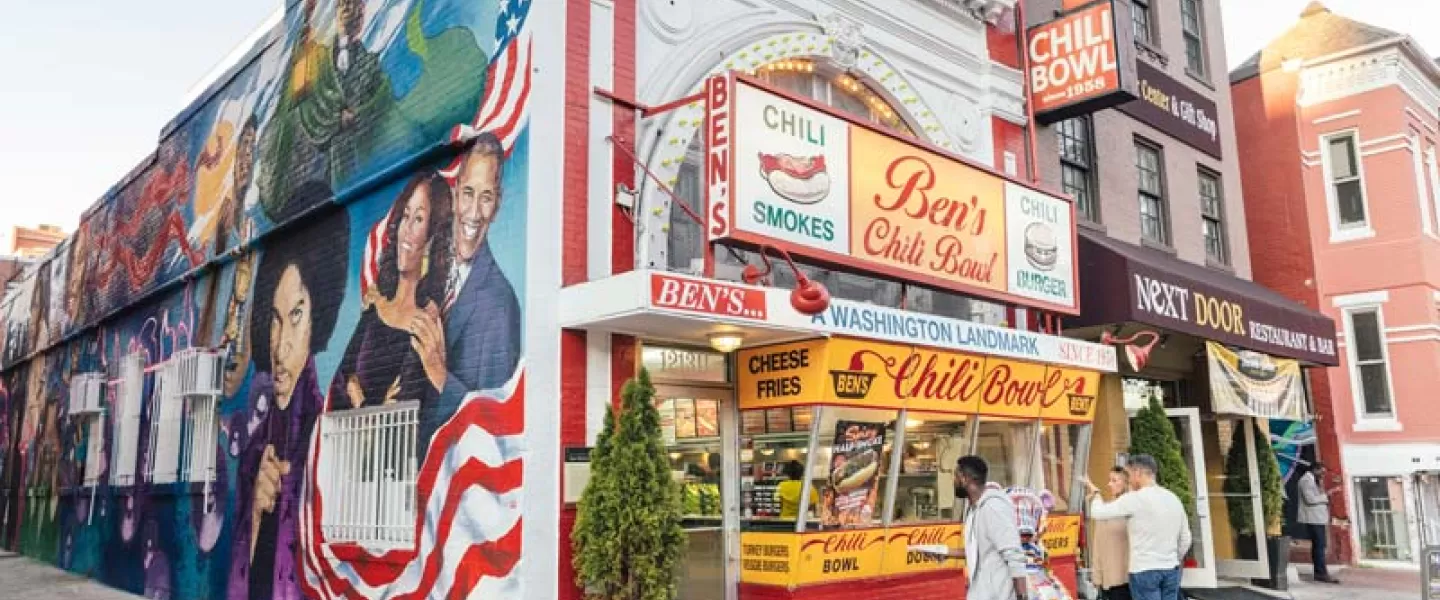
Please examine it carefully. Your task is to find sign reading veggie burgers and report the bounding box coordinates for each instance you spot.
[705,73,1079,314]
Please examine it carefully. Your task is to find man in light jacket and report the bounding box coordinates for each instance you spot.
[1086,455,1191,600]
[951,455,1028,600]
[1298,462,1339,584]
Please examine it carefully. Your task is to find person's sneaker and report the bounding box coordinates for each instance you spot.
[1315,575,1342,584]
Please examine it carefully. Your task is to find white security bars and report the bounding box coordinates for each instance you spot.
[111,352,146,486]
[319,402,420,548]
[147,349,225,486]
[147,360,183,484]
[68,373,108,486]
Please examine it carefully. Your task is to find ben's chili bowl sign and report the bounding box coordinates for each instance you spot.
[1026,1,1130,122]
[705,73,1079,315]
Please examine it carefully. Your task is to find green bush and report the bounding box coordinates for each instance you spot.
[1222,422,1285,537]
[1129,396,1195,518]
[572,368,686,600]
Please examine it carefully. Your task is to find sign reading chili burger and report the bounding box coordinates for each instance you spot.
[1026,0,1138,124]
[705,74,1079,314]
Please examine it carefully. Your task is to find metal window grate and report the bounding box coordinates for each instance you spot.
[147,361,184,484]
[320,402,420,548]
[181,394,219,484]
[111,352,146,486]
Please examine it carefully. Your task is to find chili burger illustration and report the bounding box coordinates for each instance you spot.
[758,152,831,204]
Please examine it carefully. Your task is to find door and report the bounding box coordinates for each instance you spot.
[1206,418,1270,580]
[654,385,739,600]
[1165,407,1219,588]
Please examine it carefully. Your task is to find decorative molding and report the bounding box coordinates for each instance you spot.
[640,0,695,44]
[819,11,865,70]
[1360,143,1408,157]
[1332,290,1390,308]
[919,0,1016,25]
[1300,48,1440,119]
[1312,109,1361,125]
[1359,133,1406,148]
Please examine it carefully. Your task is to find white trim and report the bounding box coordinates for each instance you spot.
[1410,135,1436,236]
[584,332,611,446]
[1320,129,1376,242]
[1386,323,1440,334]
[1427,146,1440,236]
[1333,290,1391,308]
[1387,334,1440,344]
[1360,133,1408,148]
[1405,106,1437,134]
[1338,302,1401,425]
[1361,143,1408,157]
[587,0,615,281]
[1313,109,1361,125]
[1353,419,1403,432]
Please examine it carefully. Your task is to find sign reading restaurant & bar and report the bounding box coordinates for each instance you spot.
[703,73,1080,315]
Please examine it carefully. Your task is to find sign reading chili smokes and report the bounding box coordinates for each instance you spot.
[1026,0,1138,124]
[705,73,1080,314]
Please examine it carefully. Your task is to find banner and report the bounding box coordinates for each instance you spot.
[1206,342,1309,421]
[821,420,886,529]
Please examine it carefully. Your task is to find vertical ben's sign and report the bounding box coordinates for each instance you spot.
[1027,0,1138,124]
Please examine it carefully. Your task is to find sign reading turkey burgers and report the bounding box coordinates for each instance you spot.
[821,420,886,529]
[704,73,1080,315]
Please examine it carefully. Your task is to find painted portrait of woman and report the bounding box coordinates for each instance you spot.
[227,208,348,600]
[328,171,451,414]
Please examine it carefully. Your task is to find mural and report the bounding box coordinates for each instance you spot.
[0,0,532,599]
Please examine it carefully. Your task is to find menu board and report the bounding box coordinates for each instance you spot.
[742,410,768,435]
[675,399,697,438]
[765,408,792,433]
[656,400,677,444]
[820,420,886,529]
[792,406,814,430]
[695,400,719,437]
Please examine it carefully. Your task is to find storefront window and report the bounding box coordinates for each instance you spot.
[809,406,898,530]
[891,412,971,524]
[1039,423,1087,513]
[1355,476,1412,561]
[740,406,818,531]
[974,417,1040,490]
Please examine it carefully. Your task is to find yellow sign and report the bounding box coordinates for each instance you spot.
[738,338,1101,423]
[739,517,1082,586]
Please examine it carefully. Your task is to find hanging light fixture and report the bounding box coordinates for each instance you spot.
[708,331,746,353]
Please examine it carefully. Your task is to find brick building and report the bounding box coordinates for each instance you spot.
[7,225,66,260]
[1232,1,1440,567]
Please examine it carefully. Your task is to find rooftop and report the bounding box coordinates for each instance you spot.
[1230,1,1405,83]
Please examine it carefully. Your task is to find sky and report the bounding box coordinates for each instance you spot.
[1,0,1439,250]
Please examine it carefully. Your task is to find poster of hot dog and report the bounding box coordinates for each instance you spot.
[821,420,886,529]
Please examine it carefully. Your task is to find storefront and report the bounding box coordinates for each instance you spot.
[1070,231,1340,588]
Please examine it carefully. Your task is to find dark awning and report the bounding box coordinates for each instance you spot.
[1074,231,1339,366]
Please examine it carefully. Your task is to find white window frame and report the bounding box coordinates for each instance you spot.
[1320,130,1376,242]
[111,352,146,486]
[318,401,421,549]
[1410,135,1435,237]
[69,373,107,486]
[1334,291,1400,431]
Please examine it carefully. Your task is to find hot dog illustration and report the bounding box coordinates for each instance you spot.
[759,152,831,204]
[830,448,879,493]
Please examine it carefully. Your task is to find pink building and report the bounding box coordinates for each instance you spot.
[1232,2,1440,566]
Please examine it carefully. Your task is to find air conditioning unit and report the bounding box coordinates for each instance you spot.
[175,349,224,397]
[68,373,105,415]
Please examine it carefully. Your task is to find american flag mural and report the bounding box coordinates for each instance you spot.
[360,0,533,297]
[302,0,533,597]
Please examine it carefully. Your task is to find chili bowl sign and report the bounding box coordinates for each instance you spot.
[704,73,1080,315]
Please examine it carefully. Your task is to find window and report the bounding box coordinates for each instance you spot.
[1348,309,1394,417]
[1136,140,1169,245]
[1181,0,1207,76]
[68,372,106,486]
[1427,146,1440,234]
[1198,168,1227,264]
[1132,0,1155,46]
[147,360,183,484]
[1057,117,1099,222]
[1326,133,1368,228]
[1039,423,1086,512]
[319,402,420,547]
[111,353,146,486]
[1411,135,1434,236]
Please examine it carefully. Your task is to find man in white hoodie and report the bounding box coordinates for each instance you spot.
[952,455,1028,600]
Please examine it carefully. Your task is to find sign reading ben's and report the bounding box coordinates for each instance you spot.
[1026,0,1138,124]
[704,74,1079,315]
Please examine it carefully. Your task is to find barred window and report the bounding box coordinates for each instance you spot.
[319,403,420,547]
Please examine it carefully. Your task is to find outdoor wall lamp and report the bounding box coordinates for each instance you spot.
[707,331,745,354]
[741,244,831,316]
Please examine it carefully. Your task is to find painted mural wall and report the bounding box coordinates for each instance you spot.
[0,0,532,598]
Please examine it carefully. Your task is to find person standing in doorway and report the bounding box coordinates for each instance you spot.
[1091,467,1133,600]
[948,455,1028,600]
[1299,462,1339,584]
[1086,455,1191,600]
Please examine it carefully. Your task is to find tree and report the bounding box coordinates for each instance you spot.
[1129,396,1195,518]
[572,368,686,600]
[1222,422,1285,538]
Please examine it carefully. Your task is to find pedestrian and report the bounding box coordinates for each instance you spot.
[1298,461,1339,584]
[1085,455,1191,600]
[948,455,1028,600]
[1090,467,1132,600]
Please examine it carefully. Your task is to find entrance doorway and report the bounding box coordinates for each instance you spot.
[1202,418,1269,580]
[1164,407,1219,588]
[655,384,738,600]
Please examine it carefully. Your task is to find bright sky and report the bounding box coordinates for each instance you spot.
[0,0,1436,250]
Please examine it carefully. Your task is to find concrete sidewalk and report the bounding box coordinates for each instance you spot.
[1287,564,1422,600]
[0,552,140,600]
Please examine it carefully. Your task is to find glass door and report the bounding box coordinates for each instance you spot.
[655,384,737,600]
[1164,407,1218,588]
[1205,418,1270,580]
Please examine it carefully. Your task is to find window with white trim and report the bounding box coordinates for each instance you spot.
[68,372,106,486]
[111,352,146,486]
[319,402,420,547]
[1325,133,1368,229]
[1181,0,1207,77]
[1348,309,1394,418]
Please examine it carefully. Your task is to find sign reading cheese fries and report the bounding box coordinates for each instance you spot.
[704,74,1079,314]
[738,338,1101,423]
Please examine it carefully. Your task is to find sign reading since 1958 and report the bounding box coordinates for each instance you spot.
[1026,0,1138,124]
[704,74,1080,315]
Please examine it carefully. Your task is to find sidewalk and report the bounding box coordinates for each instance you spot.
[1288,565,1422,600]
[0,552,140,600]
